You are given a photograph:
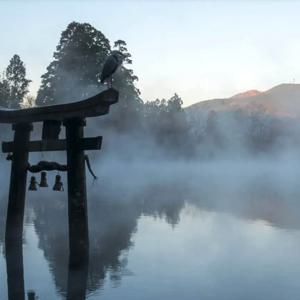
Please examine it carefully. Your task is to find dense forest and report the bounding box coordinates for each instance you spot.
[0,21,299,160]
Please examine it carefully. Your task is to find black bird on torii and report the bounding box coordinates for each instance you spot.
[100,50,124,87]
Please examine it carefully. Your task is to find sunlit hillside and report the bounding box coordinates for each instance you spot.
[186,84,300,118]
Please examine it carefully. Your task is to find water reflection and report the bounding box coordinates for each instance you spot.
[5,216,25,300]
[0,197,6,248]
[1,162,300,299]
[31,192,140,297]
[4,189,90,300]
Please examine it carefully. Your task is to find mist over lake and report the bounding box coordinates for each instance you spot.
[1,158,300,299]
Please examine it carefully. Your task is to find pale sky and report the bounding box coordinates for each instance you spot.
[1,0,300,106]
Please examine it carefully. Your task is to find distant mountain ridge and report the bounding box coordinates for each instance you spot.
[231,90,262,99]
[186,84,300,118]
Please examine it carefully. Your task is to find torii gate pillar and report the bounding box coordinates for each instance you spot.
[5,123,32,244]
[64,118,89,266]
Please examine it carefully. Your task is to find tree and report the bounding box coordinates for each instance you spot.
[36,22,111,106]
[114,40,132,64]
[21,94,36,108]
[167,93,183,113]
[108,39,142,131]
[142,94,191,156]
[5,55,31,108]
[0,74,10,107]
[36,22,141,116]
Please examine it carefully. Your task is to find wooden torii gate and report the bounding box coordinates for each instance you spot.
[2,88,118,266]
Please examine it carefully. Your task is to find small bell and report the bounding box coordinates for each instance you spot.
[27,290,36,300]
[53,175,64,191]
[28,176,38,191]
[39,171,48,187]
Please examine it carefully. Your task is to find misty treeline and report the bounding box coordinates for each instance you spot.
[0,21,298,159]
[188,107,300,158]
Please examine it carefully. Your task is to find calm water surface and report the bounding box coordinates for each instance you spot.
[1,160,300,299]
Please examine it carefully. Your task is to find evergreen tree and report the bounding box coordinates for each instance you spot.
[5,55,31,108]
[109,39,142,131]
[167,93,183,113]
[36,22,111,106]
[143,94,190,155]
[36,21,141,119]
[114,40,132,64]
[0,74,10,107]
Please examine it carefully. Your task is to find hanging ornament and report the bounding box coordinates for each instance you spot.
[53,174,64,191]
[28,176,38,191]
[39,171,48,187]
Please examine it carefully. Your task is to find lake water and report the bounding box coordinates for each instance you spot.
[1,160,300,300]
